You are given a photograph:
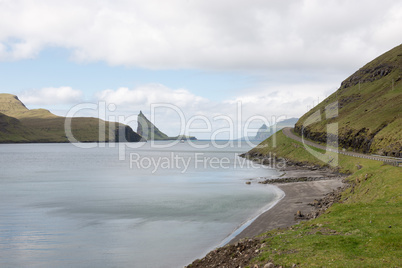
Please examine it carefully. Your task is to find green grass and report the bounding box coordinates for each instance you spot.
[249,131,382,174]
[0,112,37,142]
[294,44,402,156]
[0,93,142,143]
[248,132,402,267]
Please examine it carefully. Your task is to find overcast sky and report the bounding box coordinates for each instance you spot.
[0,0,401,138]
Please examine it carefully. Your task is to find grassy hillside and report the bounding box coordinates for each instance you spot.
[0,112,39,142]
[295,44,402,157]
[245,131,401,267]
[0,93,142,143]
[236,45,402,266]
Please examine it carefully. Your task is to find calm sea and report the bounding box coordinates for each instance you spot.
[0,141,282,268]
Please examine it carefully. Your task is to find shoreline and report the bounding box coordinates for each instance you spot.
[229,168,346,244]
[186,166,347,267]
[217,186,286,247]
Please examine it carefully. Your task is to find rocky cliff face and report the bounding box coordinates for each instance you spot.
[340,63,396,89]
[295,44,402,157]
[137,111,169,140]
[114,124,142,142]
[136,111,197,141]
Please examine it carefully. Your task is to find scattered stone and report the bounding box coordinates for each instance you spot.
[186,237,263,268]
[304,182,349,220]
[264,263,274,268]
[259,176,339,184]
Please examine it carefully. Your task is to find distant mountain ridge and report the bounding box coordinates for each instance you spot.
[239,117,298,141]
[0,93,142,143]
[254,118,299,141]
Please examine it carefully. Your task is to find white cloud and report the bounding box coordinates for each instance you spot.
[3,0,400,138]
[19,87,83,106]
[97,84,208,109]
[0,0,401,71]
[95,85,212,137]
[93,82,332,139]
[10,81,339,139]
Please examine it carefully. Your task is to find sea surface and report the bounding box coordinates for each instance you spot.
[0,141,282,268]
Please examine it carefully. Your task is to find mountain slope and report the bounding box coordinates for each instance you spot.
[191,44,402,268]
[137,111,170,140]
[137,111,196,141]
[0,93,142,143]
[0,112,39,142]
[295,44,402,157]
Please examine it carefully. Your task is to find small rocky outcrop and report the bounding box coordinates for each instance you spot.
[186,238,282,268]
[340,63,394,89]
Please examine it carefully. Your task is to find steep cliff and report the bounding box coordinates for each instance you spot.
[295,44,402,157]
[137,111,196,141]
[137,111,170,140]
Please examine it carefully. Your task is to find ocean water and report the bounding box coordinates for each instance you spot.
[0,141,282,268]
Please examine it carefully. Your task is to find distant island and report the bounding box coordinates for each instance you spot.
[137,111,197,141]
[239,117,299,141]
[0,94,142,143]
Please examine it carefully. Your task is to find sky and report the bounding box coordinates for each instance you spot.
[0,0,401,139]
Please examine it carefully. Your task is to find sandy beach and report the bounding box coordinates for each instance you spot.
[230,169,345,244]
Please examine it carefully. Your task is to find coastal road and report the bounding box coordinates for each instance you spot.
[282,127,402,166]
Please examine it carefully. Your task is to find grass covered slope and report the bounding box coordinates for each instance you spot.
[295,44,402,157]
[245,132,401,267]
[0,112,39,142]
[0,93,142,143]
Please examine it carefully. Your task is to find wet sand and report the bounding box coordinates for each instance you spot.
[230,170,345,244]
